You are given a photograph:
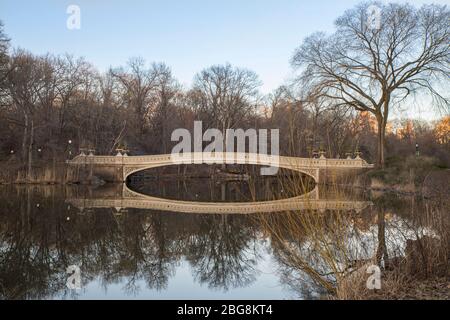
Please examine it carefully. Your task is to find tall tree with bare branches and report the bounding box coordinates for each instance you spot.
[112,58,160,137]
[292,2,449,167]
[191,63,261,133]
[0,21,10,106]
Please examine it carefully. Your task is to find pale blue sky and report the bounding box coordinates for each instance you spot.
[1,0,448,100]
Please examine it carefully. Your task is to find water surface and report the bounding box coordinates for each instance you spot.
[0,178,444,300]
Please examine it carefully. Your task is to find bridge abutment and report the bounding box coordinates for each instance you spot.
[66,161,126,184]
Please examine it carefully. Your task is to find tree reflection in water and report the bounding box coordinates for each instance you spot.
[0,185,444,299]
[0,186,264,299]
[185,215,259,291]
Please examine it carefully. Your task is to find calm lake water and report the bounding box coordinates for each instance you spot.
[0,173,445,300]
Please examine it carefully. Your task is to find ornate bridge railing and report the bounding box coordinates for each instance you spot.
[68,152,373,168]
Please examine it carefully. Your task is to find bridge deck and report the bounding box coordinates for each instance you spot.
[68,152,374,169]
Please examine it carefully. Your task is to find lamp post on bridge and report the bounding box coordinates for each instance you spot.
[116,148,130,157]
[67,139,73,159]
[79,148,88,156]
[306,135,314,158]
[36,147,43,160]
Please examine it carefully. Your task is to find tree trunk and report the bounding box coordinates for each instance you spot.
[162,114,167,154]
[22,112,28,161]
[161,92,168,154]
[27,119,34,182]
[221,121,227,171]
[376,209,388,266]
[376,115,386,168]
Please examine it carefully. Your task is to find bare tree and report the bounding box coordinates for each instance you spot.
[191,63,261,134]
[6,52,55,176]
[267,87,309,156]
[53,55,93,134]
[292,2,449,167]
[151,63,179,153]
[112,58,160,137]
[0,21,10,107]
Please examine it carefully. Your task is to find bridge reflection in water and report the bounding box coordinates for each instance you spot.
[66,184,372,214]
